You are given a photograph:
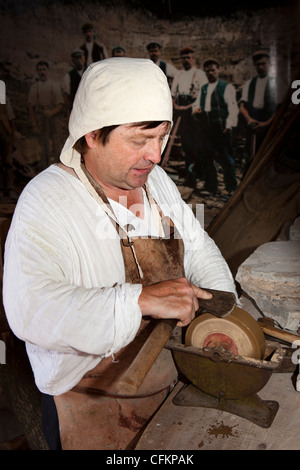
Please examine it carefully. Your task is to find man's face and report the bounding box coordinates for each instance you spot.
[254,57,269,78]
[113,49,125,57]
[73,55,85,70]
[181,53,194,71]
[37,65,48,81]
[85,122,170,191]
[204,64,219,83]
[83,28,94,42]
[148,47,161,63]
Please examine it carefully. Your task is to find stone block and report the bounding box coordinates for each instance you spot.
[236,241,300,330]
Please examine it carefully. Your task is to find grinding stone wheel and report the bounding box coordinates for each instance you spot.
[185,307,265,359]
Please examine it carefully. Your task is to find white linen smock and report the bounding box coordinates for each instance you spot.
[3,164,236,396]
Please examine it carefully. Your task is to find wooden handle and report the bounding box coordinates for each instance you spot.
[259,322,300,345]
[117,319,177,395]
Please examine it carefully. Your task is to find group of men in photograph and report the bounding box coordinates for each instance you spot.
[2,22,285,201]
[168,46,284,194]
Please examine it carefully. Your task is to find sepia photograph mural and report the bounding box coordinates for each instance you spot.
[0,0,299,252]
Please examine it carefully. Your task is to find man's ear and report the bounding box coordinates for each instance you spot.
[85,130,100,149]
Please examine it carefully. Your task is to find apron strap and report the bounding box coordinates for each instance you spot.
[74,162,174,280]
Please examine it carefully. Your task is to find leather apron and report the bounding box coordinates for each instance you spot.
[54,172,185,450]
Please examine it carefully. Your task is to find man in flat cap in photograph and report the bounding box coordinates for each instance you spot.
[171,47,207,186]
[146,41,178,87]
[239,49,285,161]
[62,49,86,116]
[112,46,126,57]
[28,60,64,170]
[193,58,239,196]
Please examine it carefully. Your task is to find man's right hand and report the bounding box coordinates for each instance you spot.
[138,278,212,327]
[247,117,259,129]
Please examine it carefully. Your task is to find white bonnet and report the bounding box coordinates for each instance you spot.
[60,57,173,168]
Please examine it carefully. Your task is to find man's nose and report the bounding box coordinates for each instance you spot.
[144,139,162,163]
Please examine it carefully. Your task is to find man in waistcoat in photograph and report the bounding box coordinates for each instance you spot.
[193,58,238,196]
[239,50,284,161]
[80,23,107,67]
[146,42,178,88]
[62,49,86,117]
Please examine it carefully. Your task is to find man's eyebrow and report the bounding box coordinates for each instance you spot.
[129,130,167,140]
[127,124,170,136]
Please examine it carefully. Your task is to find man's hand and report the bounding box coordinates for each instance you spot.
[173,102,193,112]
[247,117,259,129]
[192,107,201,115]
[254,120,270,132]
[138,278,212,327]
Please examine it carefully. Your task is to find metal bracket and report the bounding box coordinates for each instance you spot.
[173,383,279,428]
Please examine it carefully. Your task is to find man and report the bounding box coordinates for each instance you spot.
[112,45,126,57]
[0,95,17,200]
[239,50,284,160]
[3,58,237,450]
[146,41,178,87]
[193,58,238,195]
[62,49,86,116]
[28,60,64,170]
[80,22,107,67]
[0,63,17,200]
[171,47,207,186]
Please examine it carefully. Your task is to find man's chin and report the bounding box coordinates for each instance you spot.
[127,174,150,190]
[132,166,154,181]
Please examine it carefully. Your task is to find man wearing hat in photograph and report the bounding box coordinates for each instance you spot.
[28,60,64,170]
[62,49,86,116]
[193,58,239,195]
[80,22,107,67]
[171,47,207,186]
[146,41,178,87]
[239,49,285,160]
[3,57,236,450]
[112,45,126,57]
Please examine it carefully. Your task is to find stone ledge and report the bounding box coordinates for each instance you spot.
[236,241,300,331]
